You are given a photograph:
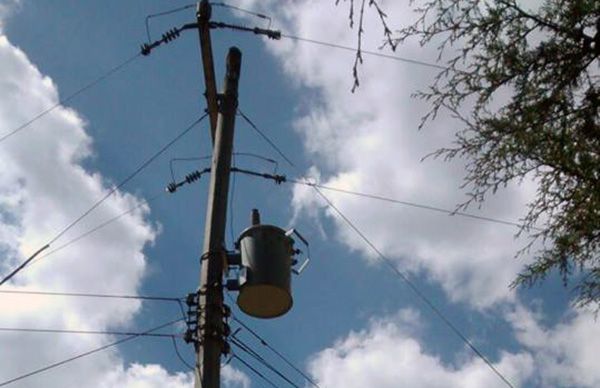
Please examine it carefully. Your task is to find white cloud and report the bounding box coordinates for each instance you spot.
[507,304,600,387]
[308,304,600,388]
[0,0,20,32]
[245,0,541,308]
[100,364,193,388]
[0,14,239,388]
[222,364,251,388]
[309,308,534,388]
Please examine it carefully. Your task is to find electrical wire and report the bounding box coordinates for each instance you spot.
[0,114,208,286]
[230,168,533,231]
[171,337,195,370]
[28,191,166,268]
[280,34,447,71]
[170,156,212,182]
[234,152,279,173]
[230,336,301,388]
[0,327,180,338]
[232,354,279,388]
[145,4,196,43]
[0,288,187,322]
[225,293,320,387]
[311,186,515,388]
[0,318,183,387]
[235,321,320,387]
[0,53,141,145]
[0,289,182,303]
[223,294,321,388]
[241,111,516,388]
[238,109,295,167]
[211,2,272,28]
[286,179,535,231]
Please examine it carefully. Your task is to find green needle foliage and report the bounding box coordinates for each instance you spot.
[352,0,600,306]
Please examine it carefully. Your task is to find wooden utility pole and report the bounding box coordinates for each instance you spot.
[197,0,219,142]
[195,47,241,388]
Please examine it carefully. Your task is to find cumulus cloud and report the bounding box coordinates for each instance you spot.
[507,304,600,387]
[309,308,534,388]
[0,0,20,32]
[222,364,251,388]
[242,0,541,308]
[307,303,600,388]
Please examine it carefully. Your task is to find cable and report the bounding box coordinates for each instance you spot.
[0,246,49,287]
[170,156,212,182]
[228,164,532,231]
[0,53,141,145]
[230,336,300,388]
[48,114,207,245]
[231,316,321,387]
[145,4,196,43]
[0,114,208,286]
[223,294,321,388]
[0,318,183,387]
[234,152,279,173]
[0,327,179,338]
[280,34,447,71]
[287,179,535,231]
[238,109,296,167]
[240,111,516,388]
[29,191,166,268]
[232,354,279,388]
[171,337,195,371]
[0,289,182,303]
[0,288,188,324]
[211,2,272,28]
[311,186,515,388]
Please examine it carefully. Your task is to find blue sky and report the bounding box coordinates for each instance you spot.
[0,1,598,387]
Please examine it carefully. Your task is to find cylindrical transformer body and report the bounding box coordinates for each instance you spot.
[236,224,293,318]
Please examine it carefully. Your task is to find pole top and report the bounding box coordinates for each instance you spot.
[197,0,211,20]
[226,47,242,80]
[251,209,261,225]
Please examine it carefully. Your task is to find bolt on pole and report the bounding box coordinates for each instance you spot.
[195,47,242,388]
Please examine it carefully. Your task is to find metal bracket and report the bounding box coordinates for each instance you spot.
[286,229,311,275]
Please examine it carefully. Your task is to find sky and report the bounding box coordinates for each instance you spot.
[0,0,599,387]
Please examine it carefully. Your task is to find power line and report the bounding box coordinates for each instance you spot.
[311,186,515,388]
[145,4,196,43]
[238,109,295,167]
[171,337,195,370]
[0,318,183,387]
[0,290,188,323]
[212,2,272,28]
[231,354,279,388]
[230,336,301,388]
[28,191,166,268]
[231,168,532,231]
[281,34,447,71]
[0,289,182,303]
[286,179,534,230]
[0,327,179,338]
[0,53,141,145]
[241,111,516,388]
[0,114,207,286]
[226,303,321,388]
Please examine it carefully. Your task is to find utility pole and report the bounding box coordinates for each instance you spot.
[195,47,241,388]
[197,0,219,142]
